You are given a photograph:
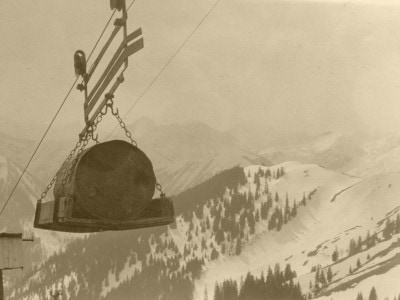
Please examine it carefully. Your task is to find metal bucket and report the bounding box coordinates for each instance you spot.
[54,140,156,221]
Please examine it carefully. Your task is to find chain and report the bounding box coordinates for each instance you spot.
[156,182,165,198]
[101,95,137,147]
[38,129,95,202]
[39,175,57,201]
[61,136,90,186]
[107,98,166,197]
[38,97,166,201]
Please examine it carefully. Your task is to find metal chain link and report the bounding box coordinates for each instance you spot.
[107,99,137,147]
[38,129,95,201]
[61,136,90,186]
[38,97,166,201]
[156,182,165,198]
[107,98,166,197]
[39,175,57,200]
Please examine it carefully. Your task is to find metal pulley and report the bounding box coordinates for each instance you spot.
[110,0,125,11]
[74,50,87,77]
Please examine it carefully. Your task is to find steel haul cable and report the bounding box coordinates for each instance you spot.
[127,0,137,11]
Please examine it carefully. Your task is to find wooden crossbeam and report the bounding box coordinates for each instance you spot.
[85,33,143,115]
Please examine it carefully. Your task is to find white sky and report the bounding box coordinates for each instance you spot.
[1,0,400,140]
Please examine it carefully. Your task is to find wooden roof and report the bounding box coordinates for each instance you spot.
[0,233,24,270]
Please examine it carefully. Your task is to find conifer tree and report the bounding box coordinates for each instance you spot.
[280,167,285,176]
[366,231,372,248]
[220,243,226,254]
[315,269,320,285]
[267,193,273,209]
[248,212,256,235]
[276,208,283,231]
[357,236,363,252]
[255,210,260,222]
[291,200,298,218]
[284,193,290,223]
[319,271,327,286]
[214,283,222,300]
[268,215,276,231]
[215,228,225,244]
[201,222,206,233]
[383,218,394,240]
[211,248,219,260]
[314,280,319,291]
[349,238,358,256]
[261,203,268,220]
[396,214,400,234]
[327,267,333,283]
[206,216,211,230]
[235,239,242,255]
[276,168,281,179]
[284,264,293,281]
[369,287,378,300]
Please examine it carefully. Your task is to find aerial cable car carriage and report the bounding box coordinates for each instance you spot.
[34,0,174,233]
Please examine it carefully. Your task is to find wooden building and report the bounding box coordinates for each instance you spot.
[0,233,24,300]
[0,233,24,270]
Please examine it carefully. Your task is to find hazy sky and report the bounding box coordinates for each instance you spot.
[1,0,400,141]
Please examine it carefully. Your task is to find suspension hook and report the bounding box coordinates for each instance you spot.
[156,182,165,198]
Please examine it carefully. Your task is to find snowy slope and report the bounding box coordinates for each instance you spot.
[0,154,40,231]
[194,161,362,299]
[346,135,400,178]
[195,162,400,300]
[128,119,269,194]
[309,173,400,300]
[8,159,400,300]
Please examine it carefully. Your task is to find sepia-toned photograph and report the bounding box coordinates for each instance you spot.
[0,0,400,299]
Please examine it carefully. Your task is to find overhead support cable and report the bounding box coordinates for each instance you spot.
[0,7,120,219]
[107,0,222,139]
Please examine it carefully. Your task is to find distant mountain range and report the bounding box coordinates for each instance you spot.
[258,131,365,171]
[127,118,269,194]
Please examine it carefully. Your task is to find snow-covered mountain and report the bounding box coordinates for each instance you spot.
[257,130,400,181]
[127,118,269,194]
[345,135,400,178]
[259,132,365,171]
[196,162,400,300]
[8,160,400,300]
[0,155,38,232]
